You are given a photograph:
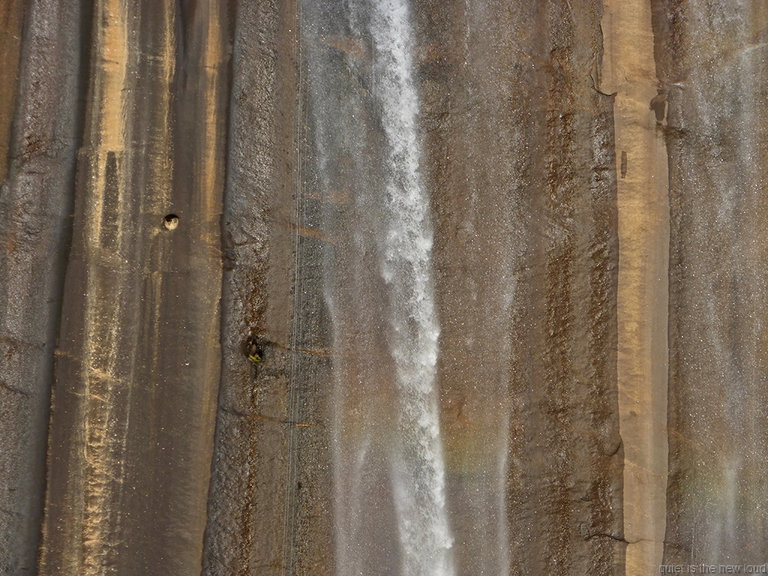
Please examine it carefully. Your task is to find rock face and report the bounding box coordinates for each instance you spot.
[37,2,232,574]
[654,0,768,567]
[412,2,622,574]
[0,1,765,576]
[0,2,89,573]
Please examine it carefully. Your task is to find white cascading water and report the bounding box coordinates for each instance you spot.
[307,0,455,572]
[363,2,455,575]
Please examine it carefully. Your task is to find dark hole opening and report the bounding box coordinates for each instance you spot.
[163,214,179,230]
[244,334,266,365]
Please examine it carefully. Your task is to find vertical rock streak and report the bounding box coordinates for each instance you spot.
[602,1,670,573]
[365,2,454,575]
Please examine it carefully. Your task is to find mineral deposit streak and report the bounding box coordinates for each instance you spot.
[366,2,454,576]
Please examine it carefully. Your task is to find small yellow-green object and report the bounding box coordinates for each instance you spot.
[248,353,261,364]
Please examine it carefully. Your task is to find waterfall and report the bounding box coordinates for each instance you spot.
[305,0,454,574]
[365,2,454,576]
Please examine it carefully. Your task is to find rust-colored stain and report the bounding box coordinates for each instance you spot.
[295,347,335,358]
[602,0,670,573]
[71,2,130,573]
[306,188,351,205]
[293,224,337,244]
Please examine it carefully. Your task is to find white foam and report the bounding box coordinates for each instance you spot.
[364,1,455,574]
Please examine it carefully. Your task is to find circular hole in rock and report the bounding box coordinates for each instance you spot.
[163,214,179,230]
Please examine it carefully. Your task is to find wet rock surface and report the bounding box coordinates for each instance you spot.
[653,0,768,566]
[0,1,765,575]
[415,2,622,575]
